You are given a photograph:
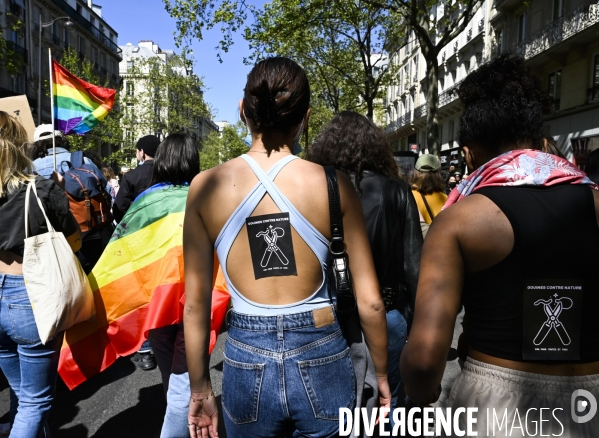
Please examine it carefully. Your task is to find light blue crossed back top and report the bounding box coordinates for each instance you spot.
[214,154,331,316]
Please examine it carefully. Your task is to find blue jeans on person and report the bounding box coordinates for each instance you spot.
[0,274,63,438]
[148,323,190,438]
[223,306,356,438]
[386,309,408,431]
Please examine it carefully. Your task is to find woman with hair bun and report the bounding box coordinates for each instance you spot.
[183,57,390,437]
[401,54,599,436]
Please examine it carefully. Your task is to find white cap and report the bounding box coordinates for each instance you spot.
[34,124,63,142]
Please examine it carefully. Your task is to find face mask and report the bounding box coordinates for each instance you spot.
[449,182,456,188]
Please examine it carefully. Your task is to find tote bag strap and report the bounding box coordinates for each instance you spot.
[24,180,55,239]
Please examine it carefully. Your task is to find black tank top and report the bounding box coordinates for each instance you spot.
[462,185,599,362]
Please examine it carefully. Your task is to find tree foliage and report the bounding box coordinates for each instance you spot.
[246,0,401,121]
[367,0,482,155]
[164,0,401,122]
[0,11,26,76]
[59,48,211,168]
[200,121,248,170]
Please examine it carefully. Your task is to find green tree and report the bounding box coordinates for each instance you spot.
[0,11,25,76]
[122,52,211,148]
[200,122,248,171]
[366,0,482,155]
[164,0,401,122]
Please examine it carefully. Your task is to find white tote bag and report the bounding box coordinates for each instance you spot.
[22,180,95,344]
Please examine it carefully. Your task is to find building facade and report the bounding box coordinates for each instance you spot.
[119,40,218,146]
[0,0,121,124]
[384,0,599,167]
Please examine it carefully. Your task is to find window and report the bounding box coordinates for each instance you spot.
[414,56,419,81]
[547,70,562,111]
[110,60,116,75]
[553,0,564,21]
[496,29,504,54]
[11,75,24,94]
[100,52,106,68]
[78,36,85,55]
[34,6,41,30]
[440,75,445,91]
[77,3,82,15]
[91,46,97,64]
[127,60,134,71]
[33,44,39,74]
[464,60,470,75]
[126,81,134,96]
[450,69,456,85]
[518,13,527,43]
[594,54,599,87]
[439,124,444,145]
[449,120,455,146]
[63,28,70,49]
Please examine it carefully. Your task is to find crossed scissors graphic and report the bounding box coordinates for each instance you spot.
[256,225,289,268]
[533,295,573,346]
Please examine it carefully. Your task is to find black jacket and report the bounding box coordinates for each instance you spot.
[113,160,154,223]
[354,171,423,322]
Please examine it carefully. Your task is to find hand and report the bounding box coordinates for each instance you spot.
[376,375,391,425]
[188,392,219,438]
[50,171,65,191]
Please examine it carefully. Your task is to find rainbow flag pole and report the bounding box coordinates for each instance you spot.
[48,48,57,171]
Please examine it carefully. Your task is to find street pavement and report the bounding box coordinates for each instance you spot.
[0,311,463,437]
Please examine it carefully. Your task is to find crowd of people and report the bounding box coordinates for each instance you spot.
[0,52,598,438]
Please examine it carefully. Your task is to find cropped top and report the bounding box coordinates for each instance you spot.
[214,154,331,316]
[462,185,599,362]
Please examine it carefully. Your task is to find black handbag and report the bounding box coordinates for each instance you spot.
[324,166,379,437]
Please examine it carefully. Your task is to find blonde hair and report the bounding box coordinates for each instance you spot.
[0,111,29,150]
[0,112,34,197]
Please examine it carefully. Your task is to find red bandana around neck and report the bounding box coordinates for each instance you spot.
[445,149,599,208]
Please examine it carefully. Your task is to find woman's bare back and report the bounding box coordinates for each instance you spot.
[196,154,332,305]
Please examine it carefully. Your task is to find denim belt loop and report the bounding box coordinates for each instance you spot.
[277,315,284,340]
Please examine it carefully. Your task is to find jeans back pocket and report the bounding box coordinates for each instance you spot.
[298,348,356,420]
[222,356,265,424]
[8,303,41,344]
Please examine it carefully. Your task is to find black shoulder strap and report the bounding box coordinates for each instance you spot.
[324,166,345,252]
[419,191,436,221]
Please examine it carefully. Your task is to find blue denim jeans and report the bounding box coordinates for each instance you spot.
[0,274,62,438]
[223,306,356,438]
[386,309,408,431]
[148,323,189,438]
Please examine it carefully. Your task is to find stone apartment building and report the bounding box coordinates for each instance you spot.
[384,0,599,167]
[119,40,218,145]
[0,0,121,125]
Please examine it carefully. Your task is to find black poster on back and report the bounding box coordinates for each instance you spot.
[246,212,297,280]
[522,279,583,361]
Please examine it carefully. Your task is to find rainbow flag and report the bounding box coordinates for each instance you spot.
[52,60,116,135]
[58,184,230,390]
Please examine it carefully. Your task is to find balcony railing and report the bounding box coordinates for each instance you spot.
[49,0,122,56]
[511,0,599,60]
[385,115,407,133]
[414,103,427,119]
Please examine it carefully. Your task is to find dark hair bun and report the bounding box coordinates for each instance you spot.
[243,57,310,133]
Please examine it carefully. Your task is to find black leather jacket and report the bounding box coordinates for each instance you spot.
[352,171,423,324]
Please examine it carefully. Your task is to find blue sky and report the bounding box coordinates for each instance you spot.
[98,0,263,123]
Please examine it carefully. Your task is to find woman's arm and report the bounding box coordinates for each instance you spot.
[337,173,388,377]
[399,209,463,405]
[183,175,219,438]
